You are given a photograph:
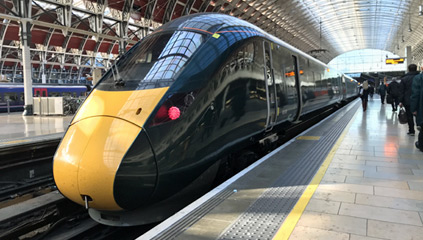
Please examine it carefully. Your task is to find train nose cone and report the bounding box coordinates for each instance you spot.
[53,116,156,210]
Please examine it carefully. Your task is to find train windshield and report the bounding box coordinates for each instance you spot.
[97,30,205,91]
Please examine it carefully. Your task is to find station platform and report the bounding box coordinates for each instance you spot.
[0,112,72,149]
[140,97,423,240]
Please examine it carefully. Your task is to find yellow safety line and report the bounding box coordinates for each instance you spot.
[296,136,321,140]
[272,107,359,240]
[0,139,30,145]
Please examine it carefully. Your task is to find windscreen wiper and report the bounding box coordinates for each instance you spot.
[114,78,125,87]
[109,61,125,87]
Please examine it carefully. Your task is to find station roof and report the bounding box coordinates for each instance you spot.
[0,0,422,69]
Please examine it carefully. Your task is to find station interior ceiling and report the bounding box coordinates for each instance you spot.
[0,0,423,83]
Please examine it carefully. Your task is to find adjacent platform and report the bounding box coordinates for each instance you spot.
[140,97,423,240]
[0,112,72,149]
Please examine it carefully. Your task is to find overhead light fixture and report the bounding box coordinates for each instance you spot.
[408,23,413,32]
[307,18,328,59]
[402,35,405,42]
[419,5,423,16]
[408,12,413,32]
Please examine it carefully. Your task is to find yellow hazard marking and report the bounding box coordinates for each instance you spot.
[1,140,30,145]
[212,33,220,39]
[296,136,320,140]
[273,106,359,240]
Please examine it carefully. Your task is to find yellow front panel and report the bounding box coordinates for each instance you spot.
[53,125,90,205]
[72,87,169,127]
[54,117,141,210]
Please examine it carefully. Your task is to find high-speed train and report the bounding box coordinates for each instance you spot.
[53,13,358,226]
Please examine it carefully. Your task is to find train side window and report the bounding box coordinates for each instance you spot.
[264,50,273,86]
[253,41,264,69]
[20,93,24,101]
[272,48,283,85]
[5,93,17,101]
[36,90,40,97]
[42,91,47,97]
[272,47,288,109]
[236,49,244,71]
[245,43,254,65]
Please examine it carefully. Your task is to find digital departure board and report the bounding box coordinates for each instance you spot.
[385,58,405,64]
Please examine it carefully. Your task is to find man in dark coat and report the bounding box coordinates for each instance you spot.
[387,78,401,111]
[369,85,374,99]
[411,70,423,151]
[400,64,420,135]
[378,78,387,104]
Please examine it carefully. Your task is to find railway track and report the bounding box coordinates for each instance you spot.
[0,139,59,205]
[0,139,62,239]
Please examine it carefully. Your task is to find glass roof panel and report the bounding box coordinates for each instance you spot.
[246,0,423,63]
[328,49,404,73]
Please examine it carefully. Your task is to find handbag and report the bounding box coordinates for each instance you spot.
[387,94,393,104]
[399,107,407,124]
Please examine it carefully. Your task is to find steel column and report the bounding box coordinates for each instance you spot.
[17,0,33,115]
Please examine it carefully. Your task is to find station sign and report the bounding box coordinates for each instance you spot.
[385,58,404,64]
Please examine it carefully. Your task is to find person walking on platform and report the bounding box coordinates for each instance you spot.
[369,84,374,99]
[388,77,401,111]
[378,77,387,104]
[410,68,423,152]
[360,80,370,112]
[399,64,420,136]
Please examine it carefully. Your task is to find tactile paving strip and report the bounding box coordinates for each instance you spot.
[151,189,235,240]
[218,101,360,240]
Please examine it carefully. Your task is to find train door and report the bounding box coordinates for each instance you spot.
[292,55,302,121]
[263,41,277,131]
[34,88,47,97]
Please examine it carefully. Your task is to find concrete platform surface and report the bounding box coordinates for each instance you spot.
[0,112,72,147]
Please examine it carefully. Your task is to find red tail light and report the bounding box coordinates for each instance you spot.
[150,91,199,126]
[168,106,181,120]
